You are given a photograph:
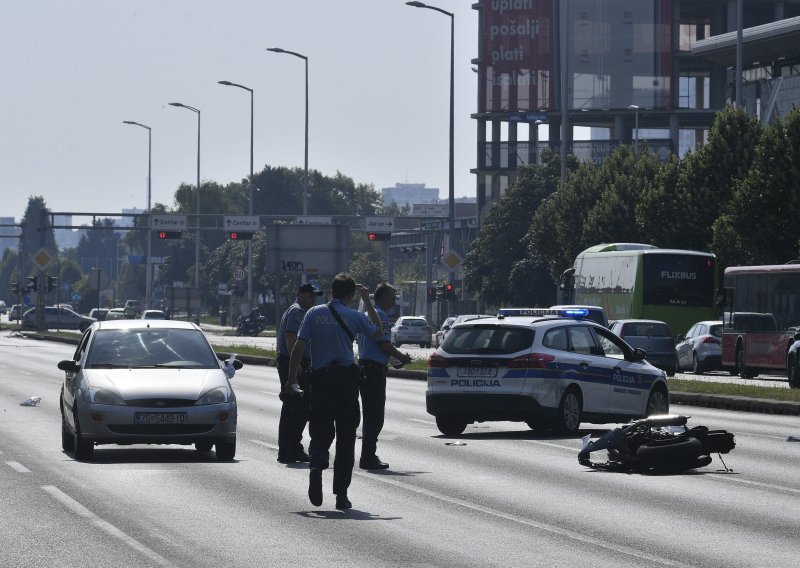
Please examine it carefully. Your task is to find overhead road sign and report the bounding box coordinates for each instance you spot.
[365,216,395,233]
[151,215,188,231]
[224,215,259,231]
[296,216,332,225]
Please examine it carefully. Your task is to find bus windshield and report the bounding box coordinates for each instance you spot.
[642,254,716,307]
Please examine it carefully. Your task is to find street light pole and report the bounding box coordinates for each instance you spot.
[266,47,309,216]
[628,104,640,154]
[168,102,201,322]
[122,120,152,308]
[406,1,456,314]
[219,80,255,308]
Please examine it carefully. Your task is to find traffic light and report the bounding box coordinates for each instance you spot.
[11,282,19,295]
[367,232,391,241]
[157,231,182,239]
[427,286,437,302]
[227,231,254,240]
[437,284,445,300]
[47,276,59,292]
[445,283,455,300]
[25,276,39,293]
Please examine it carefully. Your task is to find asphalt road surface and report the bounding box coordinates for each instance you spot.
[2,331,799,567]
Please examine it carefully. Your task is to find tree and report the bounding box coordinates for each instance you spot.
[464,151,562,306]
[19,196,58,276]
[712,109,800,267]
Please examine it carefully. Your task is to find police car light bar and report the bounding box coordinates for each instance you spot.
[496,308,590,318]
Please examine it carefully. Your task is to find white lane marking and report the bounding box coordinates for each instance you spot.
[523,439,580,452]
[42,485,177,567]
[250,439,279,451]
[408,418,435,425]
[6,461,30,473]
[706,475,800,495]
[736,432,791,440]
[354,472,687,567]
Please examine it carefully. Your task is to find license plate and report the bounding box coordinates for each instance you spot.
[457,367,497,377]
[134,413,188,425]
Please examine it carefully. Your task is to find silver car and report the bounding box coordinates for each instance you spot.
[21,306,96,331]
[675,320,723,374]
[391,316,432,347]
[58,319,241,461]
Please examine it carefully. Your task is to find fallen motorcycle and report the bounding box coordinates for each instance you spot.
[578,414,735,472]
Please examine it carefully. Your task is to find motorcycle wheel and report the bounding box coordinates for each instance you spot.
[636,436,704,471]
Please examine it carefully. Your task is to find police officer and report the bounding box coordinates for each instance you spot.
[275,279,323,463]
[357,282,412,470]
[285,273,382,510]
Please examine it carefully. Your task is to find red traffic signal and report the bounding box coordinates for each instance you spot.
[227,231,254,240]
[368,232,391,241]
[158,231,182,239]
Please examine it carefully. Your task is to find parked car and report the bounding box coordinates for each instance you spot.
[141,309,168,320]
[434,316,456,347]
[20,306,96,331]
[57,319,241,461]
[427,310,669,436]
[675,320,724,374]
[452,314,493,327]
[0,300,7,315]
[391,316,432,347]
[9,304,24,320]
[89,308,109,321]
[609,319,677,376]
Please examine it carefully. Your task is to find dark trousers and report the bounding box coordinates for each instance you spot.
[277,355,309,457]
[358,360,387,459]
[308,368,361,495]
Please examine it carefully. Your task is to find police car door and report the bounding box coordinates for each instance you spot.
[591,326,650,415]
[563,325,612,414]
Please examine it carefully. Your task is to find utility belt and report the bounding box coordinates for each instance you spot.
[277,353,310,368]
[312,362,361,382]
[359,358,388,371]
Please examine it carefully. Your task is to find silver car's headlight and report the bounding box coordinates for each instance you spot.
[196,386,229,405]
[89,387,127,406]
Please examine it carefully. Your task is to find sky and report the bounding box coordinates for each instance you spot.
[1,1,479,222]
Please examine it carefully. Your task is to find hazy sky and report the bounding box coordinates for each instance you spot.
[1,1,479,222]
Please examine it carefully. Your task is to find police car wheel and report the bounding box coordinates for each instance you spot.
[646,386,669,416]
[436,415,468,436]
[554,389,582,434]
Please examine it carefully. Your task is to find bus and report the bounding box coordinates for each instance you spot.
[562,243,718,334]
[718,264,800,378]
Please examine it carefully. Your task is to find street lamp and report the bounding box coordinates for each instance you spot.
[168,102,201,320]
[266,47,309,216]
[406,1,456,313]
[122,120,153,309]
[218,80,255,308]
[628,104,640,154]
[533,119,544,164]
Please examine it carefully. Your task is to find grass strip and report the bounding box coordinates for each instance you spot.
[668,378,800,402]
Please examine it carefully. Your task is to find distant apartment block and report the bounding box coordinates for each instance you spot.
[382,183,439,209]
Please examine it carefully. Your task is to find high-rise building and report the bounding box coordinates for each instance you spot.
[472,1,800,219]
[382,183,440,209]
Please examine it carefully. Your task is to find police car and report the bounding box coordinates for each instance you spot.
[426,309,669,436]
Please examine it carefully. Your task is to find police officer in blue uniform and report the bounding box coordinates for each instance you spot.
[357,282,412,470]
[275,279,323,463]
[286,273,382,510]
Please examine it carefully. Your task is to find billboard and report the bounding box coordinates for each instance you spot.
[479,0,555,113]
[477,0,673,112]
[266,224,350,276]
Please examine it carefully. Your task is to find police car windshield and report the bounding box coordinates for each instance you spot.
[441,325,534,355]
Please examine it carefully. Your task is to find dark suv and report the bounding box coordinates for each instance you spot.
[610,319,677,376]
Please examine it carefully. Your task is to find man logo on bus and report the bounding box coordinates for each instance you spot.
[660,271,697,280]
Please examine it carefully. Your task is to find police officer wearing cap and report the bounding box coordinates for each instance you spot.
[285,273,382,510]
[357,282,412,470]
[275,279,323,463]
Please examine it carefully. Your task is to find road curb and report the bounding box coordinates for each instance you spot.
[27,332,798,415]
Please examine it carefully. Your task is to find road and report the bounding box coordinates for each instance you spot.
[2,332,799,567]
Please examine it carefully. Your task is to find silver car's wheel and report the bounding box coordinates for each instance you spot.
[554,389,581,434]
[72,408,94,461]
[788,357,799,389]
[61,405,74,453]
[692,353,703,374]
[646,386,669,416]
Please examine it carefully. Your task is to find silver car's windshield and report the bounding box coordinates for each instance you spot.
[86,328,218,369]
